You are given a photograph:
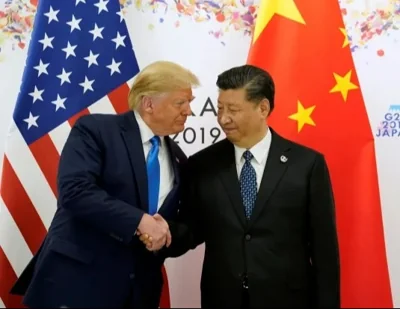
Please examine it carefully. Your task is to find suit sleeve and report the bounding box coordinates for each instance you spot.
[308,153,340,307]
[164,157,205,257]
[57,116,145,245]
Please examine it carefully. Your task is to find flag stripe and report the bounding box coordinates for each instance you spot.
[87,96,117,115]
[5,124,57,229]
[49,122,73,155]
[68,109,90,128]
[0,197,33,276]
[0,247,23,308]
[160,266,171,308]
[107,83,130,114]
[127,77,135,89]
[29,136,60,198]
[0,159,46,254]
[49,97,117,156]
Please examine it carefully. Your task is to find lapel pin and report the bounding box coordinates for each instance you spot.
[280,155,288,163]
[176,157,180,163]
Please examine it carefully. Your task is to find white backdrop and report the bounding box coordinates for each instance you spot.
[126,5,252,306]
[0,0,399,307]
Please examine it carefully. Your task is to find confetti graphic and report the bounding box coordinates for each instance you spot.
[339,0,400,55]
[0,0,35,61]
[1,0,400,61]
[119,0,257,46]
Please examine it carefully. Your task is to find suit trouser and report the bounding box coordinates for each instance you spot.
[241,275,250,309]
[123,290,132,308]
[241,287,249,308]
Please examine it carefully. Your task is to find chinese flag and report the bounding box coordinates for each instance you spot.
[247,0,393,307]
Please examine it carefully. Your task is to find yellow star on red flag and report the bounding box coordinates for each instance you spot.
[340,27,350,48]
[253,0,305,43]
[288,101,316,132]
[329,70,358,101]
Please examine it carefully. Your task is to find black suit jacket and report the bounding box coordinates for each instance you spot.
[10,111,187,308]
[168,128,340,308]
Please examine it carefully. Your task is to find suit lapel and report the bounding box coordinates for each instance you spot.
[120,111,148,212]
[218,140,247,227]
[165,136,180,186]
[248,130,291,228]
[157,136,181,216]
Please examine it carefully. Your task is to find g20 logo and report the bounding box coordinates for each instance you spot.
[376,110,400,137]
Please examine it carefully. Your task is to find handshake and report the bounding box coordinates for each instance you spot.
[136,213,171,251]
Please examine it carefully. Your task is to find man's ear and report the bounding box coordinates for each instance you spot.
[142,96,154,114]
[259,98,270,117]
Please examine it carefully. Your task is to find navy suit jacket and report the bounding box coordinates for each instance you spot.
[10,111,187,308]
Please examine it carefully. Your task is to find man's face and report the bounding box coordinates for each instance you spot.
[217,88,268,147]
[150,88,194,136]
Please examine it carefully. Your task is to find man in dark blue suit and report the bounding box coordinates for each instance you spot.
[10,61,200,308]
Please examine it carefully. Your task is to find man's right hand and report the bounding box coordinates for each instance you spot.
[137,213,170,250]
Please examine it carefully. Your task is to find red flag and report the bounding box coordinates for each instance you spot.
[247,0,393,307]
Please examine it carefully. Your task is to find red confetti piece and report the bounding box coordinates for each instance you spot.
[216,12,225,22]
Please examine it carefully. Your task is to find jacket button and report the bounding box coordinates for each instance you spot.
[245,234,251,241]
[129,273,135,279]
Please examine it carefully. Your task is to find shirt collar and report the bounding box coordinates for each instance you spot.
[234,127,272,165]
[134,110,164,146]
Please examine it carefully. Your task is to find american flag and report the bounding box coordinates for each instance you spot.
[0,0,170,307]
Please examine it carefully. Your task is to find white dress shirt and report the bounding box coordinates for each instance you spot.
[134,111,174,211]
[234,128,272,191]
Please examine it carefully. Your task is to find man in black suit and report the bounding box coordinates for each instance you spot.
[142,64,340,308]
[10,61,199,308]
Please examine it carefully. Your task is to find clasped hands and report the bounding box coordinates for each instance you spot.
[137,213,171,251]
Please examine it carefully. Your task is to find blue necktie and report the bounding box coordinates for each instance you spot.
[240,150,257,220]
[147,136,160,215]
